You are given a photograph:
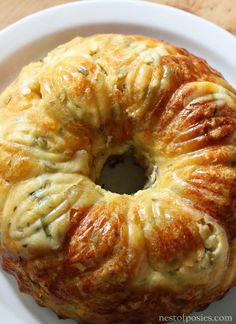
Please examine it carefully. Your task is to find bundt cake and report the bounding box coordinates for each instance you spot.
[0,34,235,323]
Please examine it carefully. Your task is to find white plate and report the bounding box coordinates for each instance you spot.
[0,1,236,323]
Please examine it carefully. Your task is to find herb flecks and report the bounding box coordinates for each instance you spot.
[6,96,12,105]
[121,83,126,92]
[32,136,48,149]
[59,127,65,135]
[59,90,67,102]
[78,65,89,76]
[231,161,236,167]
[151,197,159,203]
[97,62,108,75]
[145,85,156,102]
[30,279,41,288]
[90,233,99,248]
[98,124,105,133]
[40,218,52,239]
[112,103,121,119]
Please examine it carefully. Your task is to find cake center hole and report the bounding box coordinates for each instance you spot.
[98,150,147,194]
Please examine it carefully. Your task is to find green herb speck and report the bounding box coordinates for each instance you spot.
[231,161,236,167]
[40,218,52,239]
[58,90,67,102]
[98,124,105,132]
[32,136,48,149]
[112,103,121,118]
[97,62,108,75]
[30,279,40,288]
[146,86,156,102]
[78,65,89,76]
[90,233,99,248]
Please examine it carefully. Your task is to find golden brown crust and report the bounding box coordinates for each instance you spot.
[0,34,235,323]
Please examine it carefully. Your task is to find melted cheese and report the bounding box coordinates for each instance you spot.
[0,34,235,323]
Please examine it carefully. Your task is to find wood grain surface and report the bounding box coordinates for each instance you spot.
[0,0,235,35]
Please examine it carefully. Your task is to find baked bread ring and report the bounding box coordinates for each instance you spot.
[0,34,236,323]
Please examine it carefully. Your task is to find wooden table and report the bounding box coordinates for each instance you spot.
[0,0,235,35]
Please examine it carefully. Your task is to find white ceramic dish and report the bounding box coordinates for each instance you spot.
[0,1,236,323]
